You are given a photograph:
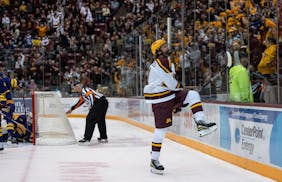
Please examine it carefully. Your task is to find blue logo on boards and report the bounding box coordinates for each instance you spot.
[235,128,240,144]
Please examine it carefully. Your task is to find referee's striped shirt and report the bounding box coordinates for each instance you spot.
[71,86,104,110]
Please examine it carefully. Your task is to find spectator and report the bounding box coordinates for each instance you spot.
[102,4,110,17]
[24,32,32,48]
[85,5,94,23]
[51,11,62,34]
[257,37,278,104]
[35,22,49,38]
[28,79,38,94]
[229,49,253,103]
[2,12,10,28]
[110,0,120,14]
[146,0,155,13]
[19,1,27,13]
[14,53,25,74]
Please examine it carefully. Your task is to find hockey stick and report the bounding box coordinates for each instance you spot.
[22,93,27,116]
[195,51,232,92]
[22,93,28,129]
[251,70,278,85]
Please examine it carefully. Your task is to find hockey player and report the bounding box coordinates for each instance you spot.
[144,39,217,174]
[0,114,32,143]
[66,76,109,144]
[2,98,16,145]
[0,77,9,150]
[0,72,18,148]
[13,114,32,143]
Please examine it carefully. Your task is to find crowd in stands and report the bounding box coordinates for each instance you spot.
[0,0,281,103]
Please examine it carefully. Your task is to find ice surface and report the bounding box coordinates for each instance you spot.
[0,118,274,182]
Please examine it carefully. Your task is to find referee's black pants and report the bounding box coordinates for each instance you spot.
[84,97,108,140]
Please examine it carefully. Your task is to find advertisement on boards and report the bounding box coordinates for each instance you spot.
[14,98,32,114]
[220,106,282,168]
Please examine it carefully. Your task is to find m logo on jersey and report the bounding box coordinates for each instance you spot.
[166,118,172,123]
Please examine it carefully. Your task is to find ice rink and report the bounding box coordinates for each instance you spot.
[0,118,274,182]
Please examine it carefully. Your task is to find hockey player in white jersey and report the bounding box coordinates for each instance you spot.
[144,39,217,174]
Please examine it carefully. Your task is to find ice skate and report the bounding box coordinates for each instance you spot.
[78,138,90,146]
[150,160,164,175]
[0,142,4,151]
[195,120,217,137]
[6,136,18,148]
[97,137,108,143]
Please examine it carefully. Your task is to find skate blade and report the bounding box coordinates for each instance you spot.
[199,125,217,137]
[150,167,164,175]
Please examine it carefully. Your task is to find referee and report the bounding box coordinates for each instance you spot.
[66,77,109,144]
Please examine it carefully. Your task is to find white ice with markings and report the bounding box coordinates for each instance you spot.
[0,118,274,182]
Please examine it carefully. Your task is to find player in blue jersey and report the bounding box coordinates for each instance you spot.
[1,114,32,143]
[0,72,18,149]
[13,114,32,143]
[0,76,9,150]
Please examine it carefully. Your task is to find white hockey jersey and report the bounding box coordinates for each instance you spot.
[144,58,182,104]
